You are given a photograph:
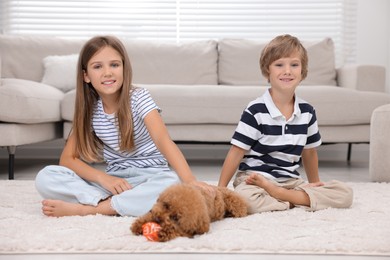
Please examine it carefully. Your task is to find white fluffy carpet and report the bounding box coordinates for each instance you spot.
[0,180,390,255]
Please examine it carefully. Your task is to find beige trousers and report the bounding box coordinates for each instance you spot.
[233,172,353,214]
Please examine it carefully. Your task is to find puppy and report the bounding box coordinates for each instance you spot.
[131,183,248,242]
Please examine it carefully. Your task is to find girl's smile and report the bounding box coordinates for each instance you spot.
[84,46,124,99]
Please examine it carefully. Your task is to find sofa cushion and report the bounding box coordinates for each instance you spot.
[50,40,218,91]
[143,85,265,125]
[0,35,85,82]
[61,85,390,127]
[144,85,390,126]
[302,38,337,86]
[41,54,78,92]
[123,40,218,85]
[0,78,64,123]
[60,85,263,125]
[10,38,219,91]
[0,123,61,146]
[296,86,390,125]
[61,89,76,121]
[218,38,337,86]
[218,39,267,86]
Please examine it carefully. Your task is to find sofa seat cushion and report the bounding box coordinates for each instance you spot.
[61,85,390,129]
[60,86,261,124]
[296,86,390,125]
[146,85,390,126]
[145,85,265,125]
[0,78,64,123]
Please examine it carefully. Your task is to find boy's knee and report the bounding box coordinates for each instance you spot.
[303,180,354,210]
[331,180,353,208]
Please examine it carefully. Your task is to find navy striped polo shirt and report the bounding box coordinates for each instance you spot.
[232,89,322,181]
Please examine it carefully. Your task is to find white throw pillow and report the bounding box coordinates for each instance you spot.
[41,54,78,92]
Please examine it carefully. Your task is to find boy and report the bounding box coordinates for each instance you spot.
[218,34,353,213]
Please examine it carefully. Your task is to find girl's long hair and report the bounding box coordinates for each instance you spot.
[73,35,134,162]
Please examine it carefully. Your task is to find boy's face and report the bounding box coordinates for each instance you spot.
[268,51,302,92]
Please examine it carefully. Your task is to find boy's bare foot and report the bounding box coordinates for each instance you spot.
[41,199,117,217]
[245,172,310,207]
[245,173,272,189]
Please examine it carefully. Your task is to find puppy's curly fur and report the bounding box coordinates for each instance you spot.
[131,183,248,242]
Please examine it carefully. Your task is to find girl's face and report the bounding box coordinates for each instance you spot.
[268,52,302,92]
[84,46,124,99]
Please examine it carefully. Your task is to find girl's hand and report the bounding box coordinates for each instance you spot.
[98,174,132,195]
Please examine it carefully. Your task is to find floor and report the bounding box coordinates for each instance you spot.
[1,143,385,260]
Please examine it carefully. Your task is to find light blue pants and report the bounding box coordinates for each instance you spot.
[35,165,180,217]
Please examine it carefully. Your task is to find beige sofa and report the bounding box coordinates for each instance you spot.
[1,35,390,179]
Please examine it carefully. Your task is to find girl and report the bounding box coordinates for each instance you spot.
[218,34,353,213]
[35,35,211,217]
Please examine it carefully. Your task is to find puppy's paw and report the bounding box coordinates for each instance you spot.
[157,229,177,242]
[130,220,144,235]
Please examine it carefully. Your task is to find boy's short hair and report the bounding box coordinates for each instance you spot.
[260,34,308,81]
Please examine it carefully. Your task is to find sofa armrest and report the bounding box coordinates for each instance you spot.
[337,64,386,92]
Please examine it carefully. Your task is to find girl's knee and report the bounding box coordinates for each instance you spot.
[35,165,55,187]
[35,165,57,196]
[163,171,180,186]
[35,165,74,196]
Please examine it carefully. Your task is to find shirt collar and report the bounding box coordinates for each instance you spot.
[264,88,301,119]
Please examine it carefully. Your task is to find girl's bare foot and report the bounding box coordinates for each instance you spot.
[41,199,117,217]
[42,200,88,217]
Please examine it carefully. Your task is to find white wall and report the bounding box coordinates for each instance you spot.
[357,0,390,93]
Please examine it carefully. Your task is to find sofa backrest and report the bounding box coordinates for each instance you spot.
[0,35,218,90]
[218,38,337,86]
[126,40,218,85]
[0,35,84,82]
[0,35,336,90]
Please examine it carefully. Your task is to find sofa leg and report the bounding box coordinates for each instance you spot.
[7,146,16,180]
[347,143,352,163]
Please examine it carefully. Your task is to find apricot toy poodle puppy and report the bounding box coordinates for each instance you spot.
[131,183,248,242]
